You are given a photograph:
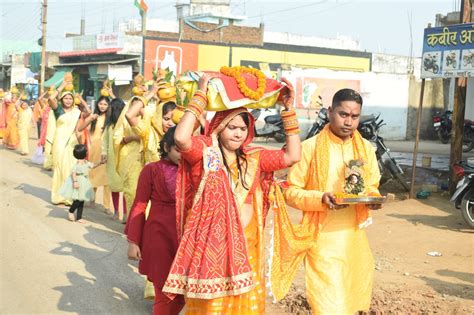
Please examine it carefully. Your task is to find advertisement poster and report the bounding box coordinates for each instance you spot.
[421,23,474,78]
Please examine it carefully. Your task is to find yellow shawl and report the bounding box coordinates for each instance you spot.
[270,125,372,301]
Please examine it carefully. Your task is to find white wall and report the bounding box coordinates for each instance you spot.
[264,31,360,51]
[282,68,410,140]
[466,78,474,120]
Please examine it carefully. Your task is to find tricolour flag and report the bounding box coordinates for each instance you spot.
[134,0,148,13]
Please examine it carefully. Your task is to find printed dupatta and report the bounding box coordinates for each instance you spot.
[163,108,273,299]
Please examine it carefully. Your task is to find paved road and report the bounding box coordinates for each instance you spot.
[0,146,152,314]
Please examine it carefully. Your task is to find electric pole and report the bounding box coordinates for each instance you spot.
[40,0,48,94]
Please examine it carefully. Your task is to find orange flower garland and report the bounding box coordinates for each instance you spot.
[220,66,267,101]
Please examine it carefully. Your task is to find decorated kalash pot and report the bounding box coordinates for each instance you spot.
[170,66,289,119]
[334,159,386,205]
[132,74,148,97]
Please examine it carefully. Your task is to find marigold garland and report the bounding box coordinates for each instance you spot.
[220,66,267,101]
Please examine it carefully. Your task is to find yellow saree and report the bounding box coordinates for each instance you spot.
[17,106,33,154]
[51,107,81,204]
[113,103,143,213]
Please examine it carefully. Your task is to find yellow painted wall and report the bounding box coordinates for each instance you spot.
[230,47,370,72]
[198,45,230,71]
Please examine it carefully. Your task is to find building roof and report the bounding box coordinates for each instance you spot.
[59,48,121,57]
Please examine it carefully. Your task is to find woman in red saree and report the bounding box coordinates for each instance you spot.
[163,75,301,314]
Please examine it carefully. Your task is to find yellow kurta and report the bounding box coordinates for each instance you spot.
[88,114,111,209]
[285,130,380,314]
[102,125,123,192]
[43,109,56,170]
[113,103,143,213]
[51,107,81,204]
[17,106,33,154]
[88,115,108,187]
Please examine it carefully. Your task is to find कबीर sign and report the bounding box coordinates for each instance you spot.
[421,23,474,78]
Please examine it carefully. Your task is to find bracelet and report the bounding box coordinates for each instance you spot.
[191,90,208,109]
[185,107,201,121]
[281,109,300,136]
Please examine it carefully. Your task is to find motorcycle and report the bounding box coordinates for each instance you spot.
[423,54,440,74]
[463,121,474,153]
[432,110,452,144]
[451,161,474,228]
[305,107,329,140]
[358,113,410,191]
[305,109,410,191]
[431,110,474,152]
[446,52,457,68]
[250,108,286,143]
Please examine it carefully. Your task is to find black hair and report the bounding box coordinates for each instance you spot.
[332,88,363,108]
[218,112,250,190]
[162,101,176,116]
[159,126,177,159]
[91,96,110,133]
[105,98,125,129]
[73,144,87,160]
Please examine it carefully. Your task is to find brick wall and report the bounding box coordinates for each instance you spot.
[181,21,263,46]
[128,21,264,46]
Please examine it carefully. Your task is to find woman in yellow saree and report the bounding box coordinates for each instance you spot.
[126,98,176,164]
[77,95,113,212]
[48,82,91,205]
[163,75,301,314]
[3,94,20,149]
[17,100,33,155]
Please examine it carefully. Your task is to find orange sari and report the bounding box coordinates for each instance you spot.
[3,100,19,149]
[163,108,287,314]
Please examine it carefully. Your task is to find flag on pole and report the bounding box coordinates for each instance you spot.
[134,0,148,13]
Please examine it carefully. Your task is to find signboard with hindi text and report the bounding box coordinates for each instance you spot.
[421,23,474,78]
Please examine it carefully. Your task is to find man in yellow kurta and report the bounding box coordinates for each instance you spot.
[284,89,382,314]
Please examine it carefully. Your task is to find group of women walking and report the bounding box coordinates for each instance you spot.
[1,70,380,315]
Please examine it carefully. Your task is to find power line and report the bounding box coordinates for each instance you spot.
[265,1,353,27]
[247,1,328,19]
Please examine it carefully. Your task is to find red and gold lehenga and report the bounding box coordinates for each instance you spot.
[163,108,288,314]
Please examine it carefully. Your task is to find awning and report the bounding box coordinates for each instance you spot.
[44,67,73,88]
[58,57,139,67]
[59,48,120,58]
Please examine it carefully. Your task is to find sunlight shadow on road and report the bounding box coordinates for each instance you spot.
[436,269,474,285]
[14,183,51,203]
[21,159,53,177]
[50,226,151,314]
[420,275,474,300]
[388,213,473,233]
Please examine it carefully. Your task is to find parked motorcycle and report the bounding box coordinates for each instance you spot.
[250,108,286,143]
[305,107,329,140]
[431,110,474,152]
[451,161,474,228]
[463,121,474,153]
[305,109,410,191]
[432,110,452,144]
[358,113,410,191]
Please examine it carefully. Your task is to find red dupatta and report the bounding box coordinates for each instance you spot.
[163,108,267,299]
